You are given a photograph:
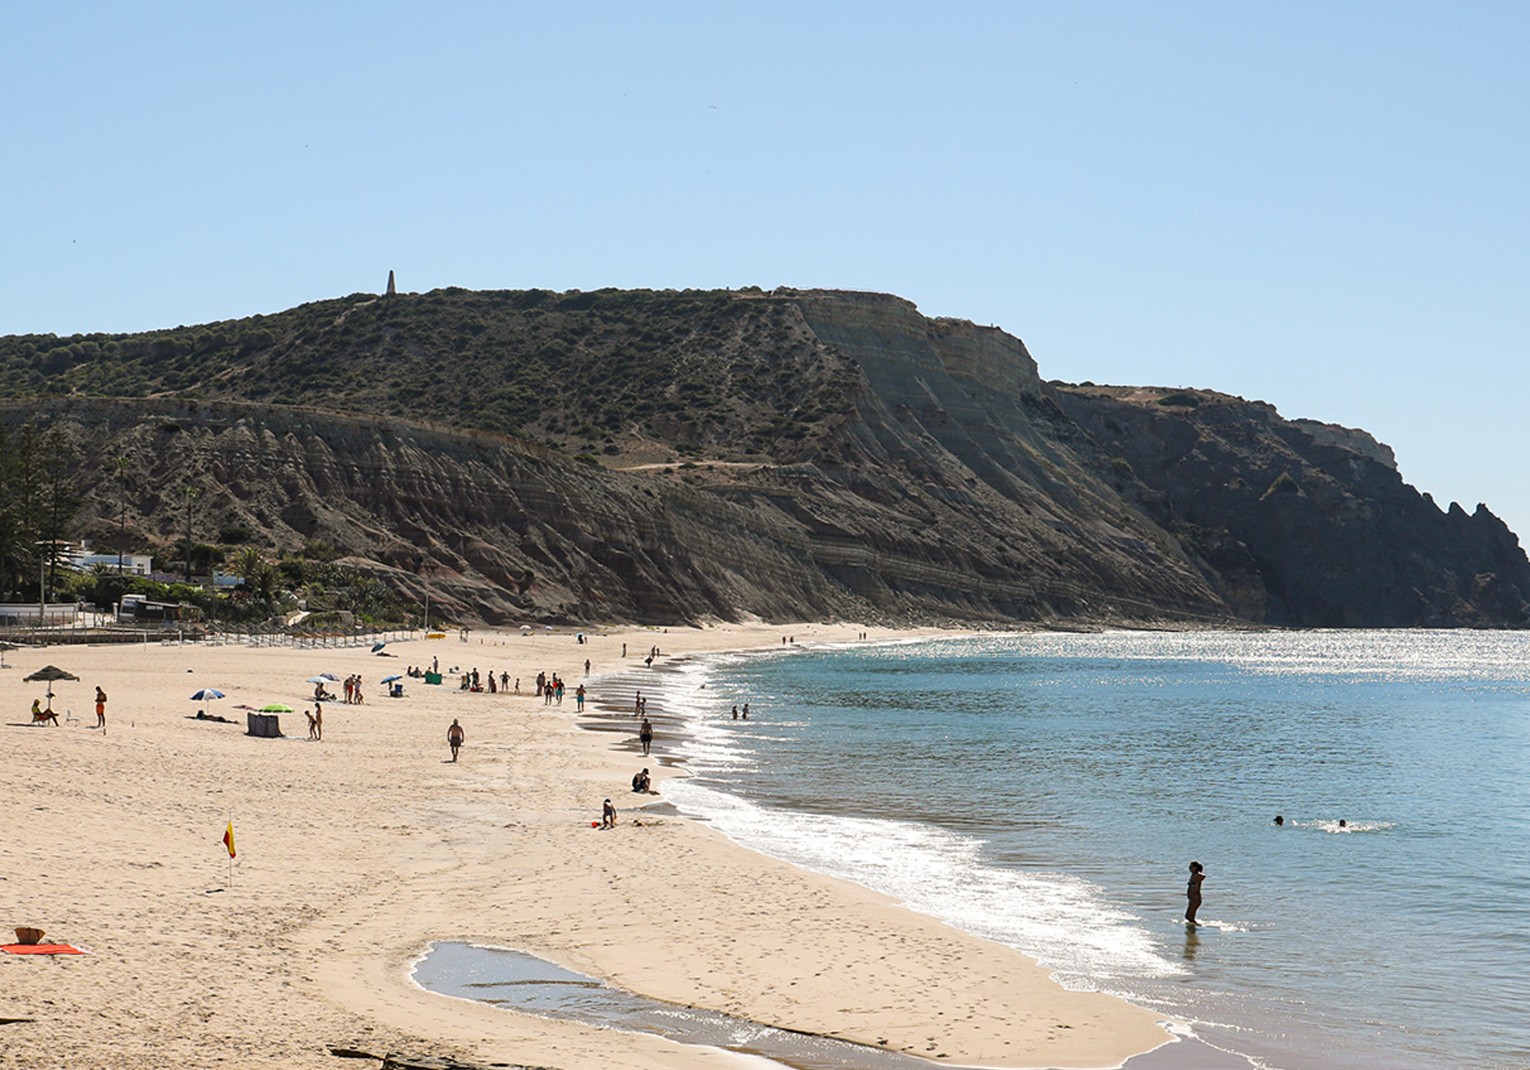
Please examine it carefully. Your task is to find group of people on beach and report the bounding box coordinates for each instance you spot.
[29,686,107,730]
[537,672,565,704]
[340,675,365,704]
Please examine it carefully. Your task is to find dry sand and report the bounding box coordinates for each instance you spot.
[0,623,1172,1069]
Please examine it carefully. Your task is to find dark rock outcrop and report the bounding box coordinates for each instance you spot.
[1052,384,1530,627]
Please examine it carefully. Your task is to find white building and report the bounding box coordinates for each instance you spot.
[66,544,154,576]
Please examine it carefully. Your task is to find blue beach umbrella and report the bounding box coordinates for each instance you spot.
[380,674,403,684]
[189,688,226,702]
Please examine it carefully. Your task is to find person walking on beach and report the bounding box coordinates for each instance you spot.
[639,716,653,756]
[1185,861,1205,925]
[447,718,465,762]
[94,686,107,732]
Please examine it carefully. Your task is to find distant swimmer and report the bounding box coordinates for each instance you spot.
[1274,815,1284,826]
[1185,861,1205,925]
[1338,819,1347,829]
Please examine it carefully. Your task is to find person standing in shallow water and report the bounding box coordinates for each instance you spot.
[1185,861,1205,925]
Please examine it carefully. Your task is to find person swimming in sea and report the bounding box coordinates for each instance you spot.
[1274,814,1284,826]
[1185,861,1205,925]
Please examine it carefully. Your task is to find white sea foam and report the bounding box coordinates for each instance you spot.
[657,650,1182,985]
[665,777,1181,986]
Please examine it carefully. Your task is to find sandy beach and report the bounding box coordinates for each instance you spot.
[0,623,1172,1070]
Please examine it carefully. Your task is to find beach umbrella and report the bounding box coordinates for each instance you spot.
[380,674,403,684]
[371,641,387,653]
[305,675,333,685]
[189,688,226,702]
[258,702,294,713]
[25,664,79,701]
[520,625,532,633]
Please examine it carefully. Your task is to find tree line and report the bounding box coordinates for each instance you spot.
[0,420,80,603]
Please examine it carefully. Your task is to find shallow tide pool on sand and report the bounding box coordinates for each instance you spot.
[411,941,949,1070]
[411,941,1240,1070]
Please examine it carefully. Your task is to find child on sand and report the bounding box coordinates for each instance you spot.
[601,798,617,829]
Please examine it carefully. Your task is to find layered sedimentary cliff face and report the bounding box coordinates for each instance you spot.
[8,287,1527,627]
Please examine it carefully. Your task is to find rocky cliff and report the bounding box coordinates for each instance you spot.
[1052,384,1530,627]
[5,287,1526,627]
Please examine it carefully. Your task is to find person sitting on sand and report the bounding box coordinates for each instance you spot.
[601,798,617,829]
[447,719,464,762]
[631,768,651,793]
[1185,861,1205,925]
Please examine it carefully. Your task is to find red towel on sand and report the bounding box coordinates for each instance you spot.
[1,943,85,955]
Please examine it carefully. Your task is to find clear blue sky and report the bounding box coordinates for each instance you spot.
[5,3,1527,541]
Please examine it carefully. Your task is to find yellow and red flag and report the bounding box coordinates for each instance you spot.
[222,820,236,859]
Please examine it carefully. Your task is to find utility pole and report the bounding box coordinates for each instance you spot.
[116,456,128,574]
[183,485,200,583]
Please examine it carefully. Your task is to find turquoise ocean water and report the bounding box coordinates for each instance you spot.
[652,631,1530,1070]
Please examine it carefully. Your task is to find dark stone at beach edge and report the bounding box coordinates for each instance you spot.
[329,1047,557,1070]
